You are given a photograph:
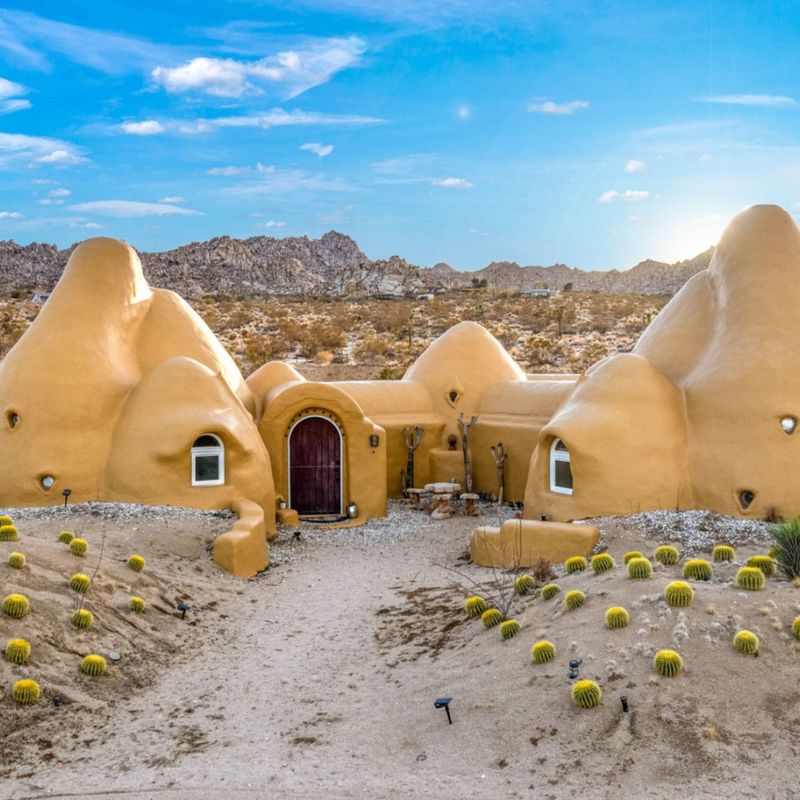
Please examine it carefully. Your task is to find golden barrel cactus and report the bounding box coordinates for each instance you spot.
[792,615,800,640]
[541,583,561,601]
[565,556,587,574]
[12,678,41,705]
[2,593,29,618]
[564,589,586,611]
[605,606,629,629]
[531,640,556,663]
[627,557,653,580]
[623,551,643,565]
[654,545,680,566]
[713,545,735,562]
[514,574,534,596]
[591,554,615,574]
[58,530,75,544]
[4,638,31,664]
[733,630,759,655]
[746,555,776,577]
[0,524,19,542]
[683,559,713,581]
[69,573,91,594]
[69,538,88,557]
[664,580,694,607]
[736,566,765,591]
[572,680,601,709]
[127,554,145,573]
[130,596,146,613]
[0,514,13,527]
[464,595,487,618]
[80,654,107,677]
[8,552,25,569]
[481,608,502,628]
[499,619,521,640]
[654,649,683,677]
[71,608,94,630]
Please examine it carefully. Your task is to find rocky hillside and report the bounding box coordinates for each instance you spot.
[0,233,713,298]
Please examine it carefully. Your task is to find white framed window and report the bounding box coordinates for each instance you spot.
[549,438,573,495]
[191,434,225,486]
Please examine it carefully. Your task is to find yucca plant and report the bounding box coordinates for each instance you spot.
[623,551,643,565]
[769,517,800,580]
[514,574,534,596]
[541,583,561,601]
[127,554,145,573]
[58,530,75,544]
[654,649,683,677]
[12,678,41,705]
[2,593,29,618]
[531,640,556,663]
[713,545,735,563]
[605,606,629,629]
[746,555,777,577]
[664,580,694,607]
[736,566,765,591]
[565,556,587,574]
[0,524,19,542]
[654,545,680,566]
[572,679,601,708]
[130,596,146,613]
[464,595,487,618]
[69,573,91,594]
[591,553,615,574]
[564,589,586,611]
[683,559,713,581]
[71,608,94,630]
[4,638,31,664]
[627,557,652,579]
[69,538,88,557]
[7,552,25,569]
[733,630,759,655]
[80,654,107,677]
[499,619,521,640]
[481,608,502,628]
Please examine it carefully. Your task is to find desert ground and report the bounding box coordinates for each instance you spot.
[3,500,799,800]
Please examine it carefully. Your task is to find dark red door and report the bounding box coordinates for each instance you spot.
[289,416,341,515]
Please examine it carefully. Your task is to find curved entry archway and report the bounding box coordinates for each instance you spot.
[288,415,343,515]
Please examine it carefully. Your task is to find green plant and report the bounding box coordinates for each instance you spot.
[12,678,41,705]
[127,554,145,573]
[514,574,534,596]
[769,517,800,579]
[733,630,759,655]
[735,566,765,591]
[572,679,601,708]
[541,583,561,601]
[683,559,713,581]
[713,545,735,562]
[80,654,107,677]
[746,555,777,577]
[792,615,800,640]
[605,606,629,629]
[4,638,31,664]
[565,589,586,611]
[130,596,146,613]
[481,608,502,628]
[0,524,19,542]
[654,545,680,566]
[2,593,29,618]
[627,557,652,579]
[654,649,683,677]
[591,553,615,574]
[500,619,521,640]
[69,573,91,594]
[464,595,487,618]
[664,580,694,607]
[565,556,587,574]
[69,538,88,557]
[8,551,25,569]
[0,515,13,527]
[531,640,556,663]
[58,530,75,544]
[623,551,643,565]
[71,608,94,630]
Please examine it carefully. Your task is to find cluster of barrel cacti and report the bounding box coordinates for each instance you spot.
[736,566,765,591]
[541,583,561,601]
[69,537,88,557]
[746,555,776,577]
[683,559,713,581]
[0,523,19,542]
[481,608,502,628]
[531,640,555,663]
[627,557,653,580]
[80,654,108,677]
[713,544,735,562]
[70,573,91,594]
[464,595,487,618]
[565,556,587,574]
[733,630,759,655]
[654,649,683,677]
[3,593,30,618]
[654,545,680,566]
[4,638,31,664]
[8,551,25,569]
[499,619,521,640]
[591,553,615,574]
[71,608,94,630]
[58,530,75,544]
[572,679,601,708]
[127,554,146,573]
[664,580,694,607]
[12,678,41,705]
[564,589,586,611]
[605,606,629,629]
[130,596,146,614]
[514,574,534,596]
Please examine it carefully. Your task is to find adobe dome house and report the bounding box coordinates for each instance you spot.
[1,205,797,576]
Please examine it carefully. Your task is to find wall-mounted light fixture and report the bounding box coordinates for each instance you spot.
[369,434,380,448]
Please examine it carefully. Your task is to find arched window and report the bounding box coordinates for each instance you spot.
[550,438,573,495]
[191,434,225,486]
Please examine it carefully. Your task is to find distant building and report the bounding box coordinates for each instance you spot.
[31,292,51,304]
[521,288,559,298]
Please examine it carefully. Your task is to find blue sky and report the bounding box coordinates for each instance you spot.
[1,1,800,269]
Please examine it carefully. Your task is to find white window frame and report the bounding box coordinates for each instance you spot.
[549,438,573,495]
[191,434,225,487]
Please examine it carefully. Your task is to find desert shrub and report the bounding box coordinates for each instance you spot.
[541,583,561,601]
[71,608,94,630]
[623,551,643,565]
[0,524,19,542]
[605,606,629,629]
[499,619,521,640]
[130,596,146,613]
[58,530,75,544]
[2,593,29,618]
[733,630,759,655]
[736,566,765,591]
[713,545,735,562]
[69,573,91,593]
[514,574,534,596]
[4,638,31,664]
[591,553,615,574]
[746,555,776,577]
[127,554,145,573]
[683,559,713,581]
[532,557,555,583]
[565,556,587,574]
[564,589,586,611]
[481,608,502,628]
[654,649,683,677]
[664,581,694,607]
[8,552,25,569]
[768,517,800,579]
[80,654,107,677]
[12,678,41,705]
[464,596,487,618]
[654,545,680,566]
[69,538,88,557]
[627,557,652,579]
[531,640,556,663]
[572,680,601,709]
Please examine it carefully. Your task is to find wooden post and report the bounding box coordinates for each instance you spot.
[458,413,479,494]
[490,442,507,505]
[403,426,424,492]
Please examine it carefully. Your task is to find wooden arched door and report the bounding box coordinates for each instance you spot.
[288,416,342,515]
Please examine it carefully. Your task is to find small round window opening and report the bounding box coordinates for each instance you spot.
[780,416,797,435]
[40,475,55,490]
[6,411,19,429]
[448,390,459,403]
[739,490,755,510]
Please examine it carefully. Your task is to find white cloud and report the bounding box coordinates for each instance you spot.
[223,168,351,195]
[119,119,164,135]
[49,187,70,197]
[624,159,646,173]
[0,210,22,218]
[300,142,333,157]
[152,36,366,100]
[431,177,472,189]
[598,189,650,204]
[371,154,433,175]
[69,220,104,230]
[264,220,286,228]
[35,149,87,165]
[203,108,383,131]
[0,132,87,168]
[207,162,275,176]
[527,99,589,115]
[699,94,796,107]
[68,200,202,217]
[0,78,30,114]
[159,195,185,203]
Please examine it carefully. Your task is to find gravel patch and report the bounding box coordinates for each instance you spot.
[0,501,235,523]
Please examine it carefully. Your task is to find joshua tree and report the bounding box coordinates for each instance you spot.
[490,442,507,504]
[458,413,479,492]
